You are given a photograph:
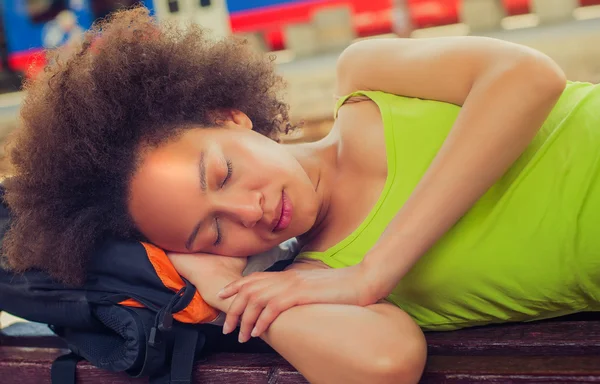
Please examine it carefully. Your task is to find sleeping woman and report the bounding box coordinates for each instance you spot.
[3,7,599,384]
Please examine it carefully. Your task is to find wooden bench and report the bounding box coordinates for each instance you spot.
[1,314,600,383]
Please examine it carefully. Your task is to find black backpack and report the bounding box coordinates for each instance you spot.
[0,185,290,383]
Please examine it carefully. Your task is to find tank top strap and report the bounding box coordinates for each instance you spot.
[334,91,386,119]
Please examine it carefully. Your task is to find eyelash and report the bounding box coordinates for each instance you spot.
[220,160,233,188]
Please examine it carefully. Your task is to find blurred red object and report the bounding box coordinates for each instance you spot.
[230,0,395,51]
[11,0,600,80]
[231,0,600,50]
[406,0,532,29]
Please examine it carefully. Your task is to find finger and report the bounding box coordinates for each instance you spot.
[218,272,269,298]
[225,279,281,339]
[238,299,266,343]
[238,280,288,342]
[222,293,248,335]
[222,278,271,335]
[251,296,297,338]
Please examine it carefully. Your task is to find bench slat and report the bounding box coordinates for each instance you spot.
[3,319,600,355]
[2,317,599,383]
[426,320,600,355]
[2,347,600,384]
[422,355,600,383]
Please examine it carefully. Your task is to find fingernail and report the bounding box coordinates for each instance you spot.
[217,289,225,297]
[251,327,258,337]
[222,324,231,335]
[238,332,246,343]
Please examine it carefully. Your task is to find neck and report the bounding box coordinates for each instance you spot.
[284,135,337,246]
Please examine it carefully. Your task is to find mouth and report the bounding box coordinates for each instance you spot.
[272,190,292,232]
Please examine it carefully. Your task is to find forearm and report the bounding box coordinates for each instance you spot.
[362,59,566,295]
[261,302,425,384]
[188,270,239,313]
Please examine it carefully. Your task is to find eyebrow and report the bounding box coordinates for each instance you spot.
[199,150,207,192]
[185,151,207,251]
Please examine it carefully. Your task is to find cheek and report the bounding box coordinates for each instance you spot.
[248,158,294,184]
[235,138,291,177]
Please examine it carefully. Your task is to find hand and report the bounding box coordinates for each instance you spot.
[167,252,248,310]
[218,263,381,343]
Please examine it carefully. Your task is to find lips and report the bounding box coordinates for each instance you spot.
[272,190,292,232]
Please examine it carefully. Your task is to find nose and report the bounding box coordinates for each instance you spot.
[218,190,264,228]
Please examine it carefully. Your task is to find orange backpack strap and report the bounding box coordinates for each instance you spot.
[119,242,219,323]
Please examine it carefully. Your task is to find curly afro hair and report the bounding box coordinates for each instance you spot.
[2,6,291,285]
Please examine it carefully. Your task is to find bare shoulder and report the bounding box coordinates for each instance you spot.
[334,38,402,96]
[334,39,384,96]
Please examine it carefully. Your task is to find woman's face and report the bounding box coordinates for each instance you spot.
[128,112,320,256]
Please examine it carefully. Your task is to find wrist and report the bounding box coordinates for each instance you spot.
[356,260,393,303]
[189,270,241,312]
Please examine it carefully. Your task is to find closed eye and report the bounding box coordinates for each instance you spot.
[220,159,233,188]
[213,217,222,247]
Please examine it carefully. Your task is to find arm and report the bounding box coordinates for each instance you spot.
[335,36,566,299]
[169,255,426,384]
[218,36,566,339]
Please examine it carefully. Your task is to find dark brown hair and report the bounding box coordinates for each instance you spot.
[2,6,291,285]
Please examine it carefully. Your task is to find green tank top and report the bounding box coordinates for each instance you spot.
[297,81,600,331]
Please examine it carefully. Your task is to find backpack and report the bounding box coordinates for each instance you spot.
[0,184,295,383]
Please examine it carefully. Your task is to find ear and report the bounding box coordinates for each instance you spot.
[213,109,253,130]
[229,110,253,130]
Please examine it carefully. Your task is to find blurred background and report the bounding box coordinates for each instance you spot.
[0,0,599,147]
[0,0,599,327]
